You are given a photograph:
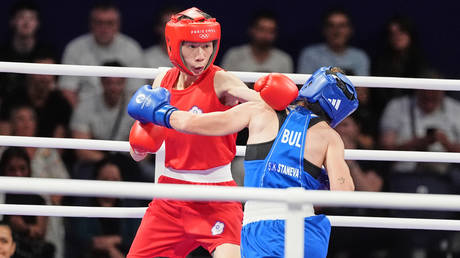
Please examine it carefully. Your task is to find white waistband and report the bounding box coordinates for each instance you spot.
[242,201,315,226]
[162,163,233,183]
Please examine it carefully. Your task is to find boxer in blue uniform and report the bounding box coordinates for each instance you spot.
[128,66,358,257]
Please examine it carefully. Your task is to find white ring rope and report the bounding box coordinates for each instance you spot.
[0,135,129,152]
[0,204,146,218]
[0,61,159,79]
[1,135,460,163]
[1,177,460,212]
[0,204,458,231]
[0,61,459,90]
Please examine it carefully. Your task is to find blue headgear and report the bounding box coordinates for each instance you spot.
[297,66,358,128]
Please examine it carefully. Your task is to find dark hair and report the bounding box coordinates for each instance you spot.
[384,14,421,52]
[9,103,36,121]
[9,0,40,20]
[90,0,119,12]
[307,102,332,123]
[380,14,427,77]
[249,9,278,27]
[387,15,416,38]
[101,60,124,67]
[31,48,58,64]
[92,154,123,180]
[154,5,183,26]
[0,221,15,241]
[322,7,352,28]
[176,8,213,21]
[0,147,31,176]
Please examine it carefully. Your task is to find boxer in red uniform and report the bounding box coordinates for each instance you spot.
[127,7,260,258]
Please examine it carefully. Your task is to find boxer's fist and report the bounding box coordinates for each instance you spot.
[129,121,166,161]
[127,85,177,128]
[254,73,298,111]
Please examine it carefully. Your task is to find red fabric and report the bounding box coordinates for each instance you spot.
[160,65,237,170]
[127,176,243,258]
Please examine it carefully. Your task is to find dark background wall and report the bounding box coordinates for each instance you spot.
[1,0,459,78]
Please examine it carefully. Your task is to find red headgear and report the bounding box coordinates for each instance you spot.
[165,7,221,76]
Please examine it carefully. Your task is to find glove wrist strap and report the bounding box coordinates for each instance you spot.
[154,105,178,128]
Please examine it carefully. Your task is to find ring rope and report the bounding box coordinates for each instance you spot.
[2,177,460,212]
[0,61,459,89]
[0,61,159,79]
[1,135,460,163]
[0,204,458,231]
[0,204,146,218]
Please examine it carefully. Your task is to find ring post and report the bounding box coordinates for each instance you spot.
[285,188,306,258]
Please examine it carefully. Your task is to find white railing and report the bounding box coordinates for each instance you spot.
[2,177,460,211]
[1,135,460,163]
[0,61,460,90]
[2,176,460,257]
[2,204,459,231]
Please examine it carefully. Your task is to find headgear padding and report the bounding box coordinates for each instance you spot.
[165,7,221,76]
[297,66,358,128]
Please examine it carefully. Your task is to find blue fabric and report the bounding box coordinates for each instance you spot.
[297,66,358,128]
[241,215,331,258]
[242,107,331,257]
[127,85,177,127]
[244,107,323,190]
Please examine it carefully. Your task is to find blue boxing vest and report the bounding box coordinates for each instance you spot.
[241,106,331,258]
[244,106,323,191]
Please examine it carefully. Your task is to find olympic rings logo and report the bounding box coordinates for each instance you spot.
[199,34,209,39]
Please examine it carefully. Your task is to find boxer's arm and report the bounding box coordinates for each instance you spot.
[169,101,260,136]
[214,71,261,105]
[324,130,355,191]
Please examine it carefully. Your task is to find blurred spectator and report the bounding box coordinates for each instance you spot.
[297,8,370,76]
[372,15,428,78]
[353,87,380,149]
[69,61,144,182]
[0,0,56,103]
[371,15,429,116]
[327,115,388,258]
[0,221,16,258]
[6,105,70,181]
[0,147,55,258]
[65,157,140,258]
[379,88,460,257]
[221,10,293,73]
[4,105,69,258]
[220,10,294,180]
[336,116,384,192]
[69,61,133,162]
[0,52,72,138]
[58,1,144,107]
[143,5,180,70]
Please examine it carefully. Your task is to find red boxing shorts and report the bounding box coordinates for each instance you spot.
[127,176,243,258]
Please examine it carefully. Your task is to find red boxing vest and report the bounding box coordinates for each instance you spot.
[160,65,237,170]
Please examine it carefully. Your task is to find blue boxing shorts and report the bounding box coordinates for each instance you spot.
[241,215,331,258]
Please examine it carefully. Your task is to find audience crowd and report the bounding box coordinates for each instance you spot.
[0,1,458,258]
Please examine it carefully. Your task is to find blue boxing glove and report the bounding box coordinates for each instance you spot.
[127,85,177,128]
